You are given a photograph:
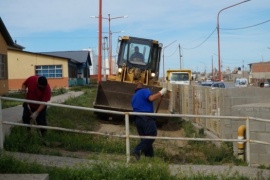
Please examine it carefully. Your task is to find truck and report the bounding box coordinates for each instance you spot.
[93,36,170,123]
[166,69,192,85]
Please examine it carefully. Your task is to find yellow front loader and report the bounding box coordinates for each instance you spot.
[93,36,169,124]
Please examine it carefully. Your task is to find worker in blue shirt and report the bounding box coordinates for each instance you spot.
[131,82,167,160]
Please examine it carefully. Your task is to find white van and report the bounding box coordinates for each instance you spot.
[234,78,248,88]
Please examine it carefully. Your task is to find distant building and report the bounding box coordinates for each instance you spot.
[0,17,92,94]
[249,61,270,86]
[40,51,91,86]
[8,49,70,90]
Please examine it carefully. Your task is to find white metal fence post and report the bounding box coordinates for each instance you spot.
[125,113,130,163]
[0,98,4,149]
[246,116,250,166]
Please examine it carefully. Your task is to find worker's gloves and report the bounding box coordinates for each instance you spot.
[159,88,167,96]
[30,111,39,121]
[20,89,27,94]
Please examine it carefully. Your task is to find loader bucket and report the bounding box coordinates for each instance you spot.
[93,81,170,122]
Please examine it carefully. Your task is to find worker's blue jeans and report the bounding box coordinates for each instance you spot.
[133,115,157,157]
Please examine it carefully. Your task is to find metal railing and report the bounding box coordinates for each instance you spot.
[1,96,270,166]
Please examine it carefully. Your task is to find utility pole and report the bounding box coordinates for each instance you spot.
[178,44,183,69]
[106,14,127,75]
[242,60,244,77]
[98,0,102,82]
[91,13,127,77]
[217,0,251,81]
[163,40,177,82]
[212,56,214,81]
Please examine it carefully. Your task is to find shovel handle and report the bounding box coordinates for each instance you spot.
[155,96,163,113]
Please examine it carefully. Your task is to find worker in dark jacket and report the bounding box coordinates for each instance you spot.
[131,82,167,160]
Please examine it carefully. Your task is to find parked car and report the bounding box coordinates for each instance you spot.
[201,81,225,88]
[259,81,270,87]
[201,81,212,87]
[211,82,225,88]
[264,81,270,87]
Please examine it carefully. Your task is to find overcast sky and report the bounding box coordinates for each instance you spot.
[1,0,270,75]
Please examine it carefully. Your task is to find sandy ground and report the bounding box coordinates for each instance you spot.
[96,120,187,156]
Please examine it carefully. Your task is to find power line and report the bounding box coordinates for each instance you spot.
[220,19,270,30]
[165,46,179,57]
[182,28,216,50]
[182,19,270,50]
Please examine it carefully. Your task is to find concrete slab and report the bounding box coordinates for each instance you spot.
[0,174,49,180]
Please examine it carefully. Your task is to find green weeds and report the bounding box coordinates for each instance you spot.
[4,87,243,165]
[0,154,177,180]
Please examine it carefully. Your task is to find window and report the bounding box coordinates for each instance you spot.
[35,65,62,78]
[0,54,7,80]
[128,43,150,64]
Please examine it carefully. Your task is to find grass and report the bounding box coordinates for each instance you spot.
[3,86,245,164]
[0,85,258,179]
[0,152,253,180]
[0,153,178,180]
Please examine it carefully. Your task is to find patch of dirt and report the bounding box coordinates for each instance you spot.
[94,120,187,156]
[42,120,187,159]
[95,122,126,135]
[157,121,187,156]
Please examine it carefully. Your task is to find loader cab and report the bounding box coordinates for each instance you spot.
[117,36,162,78]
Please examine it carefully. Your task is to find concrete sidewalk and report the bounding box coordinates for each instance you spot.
[2,91,84,136]
[2,151,270,179]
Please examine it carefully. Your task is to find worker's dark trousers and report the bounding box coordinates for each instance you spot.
[22,102,47,137]
[133,116,157,157]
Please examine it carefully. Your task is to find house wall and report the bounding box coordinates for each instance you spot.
[251,62,270,72]
[8,50,69,90]
[0,32,8,95]
[249,62,270,86]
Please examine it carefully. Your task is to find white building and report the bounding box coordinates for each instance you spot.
[83,49,117,77]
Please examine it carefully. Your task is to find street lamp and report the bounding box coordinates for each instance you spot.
[162,40,177,82]
[96,30,124,74]
[217,0,251,81]
[91,14,128,75]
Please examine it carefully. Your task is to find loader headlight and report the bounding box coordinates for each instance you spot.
[118,68,123,73]
[151,73,156,77]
